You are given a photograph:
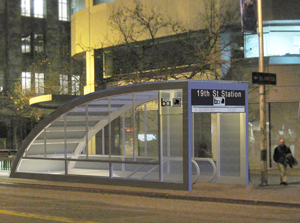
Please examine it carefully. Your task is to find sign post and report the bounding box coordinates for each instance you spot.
[252,71,276,186]
[256,0,268,186]
[252,72,276,85]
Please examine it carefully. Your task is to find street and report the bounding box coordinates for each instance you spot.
[0,183,299,223]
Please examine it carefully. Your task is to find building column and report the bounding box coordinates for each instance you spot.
[84,49,95,94]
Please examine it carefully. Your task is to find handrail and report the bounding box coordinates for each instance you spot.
[125,157,201,184]
[192,158,217,183]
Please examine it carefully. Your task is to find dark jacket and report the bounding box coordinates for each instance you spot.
[286,153,298,168]
[273,144,291,166]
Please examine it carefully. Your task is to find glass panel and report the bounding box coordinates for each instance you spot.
[112,163,159,181]
[219,113,241,177]
[248,103,260,169]
[94,0,115,6]
[21,0,31,17]
[17,159,65,174]
[95,127,107,155]
[60,74,68,94]
[245,25,300,58]
[0,72,4,92]
[160,89,183,183]
[71,75,80,95]
[34,34,44,53]
[21,35,31,53]
[193,113,213,158]
[71,0,85,14]
[59,0,69,21]
[68,160,110,177]
[34,0,44,18]
[110,117,121,156]
[136,100,159,157]
[270,103,300,164]
[21,72,31,90]
[35,72,44,94]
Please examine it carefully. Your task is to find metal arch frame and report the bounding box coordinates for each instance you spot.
[10,81,191,191]
[70,95,159,159]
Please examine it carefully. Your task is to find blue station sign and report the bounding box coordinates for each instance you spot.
[191,89,245,113]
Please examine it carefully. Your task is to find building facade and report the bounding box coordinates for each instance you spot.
[70,0,300,171]
[0,0,84,150]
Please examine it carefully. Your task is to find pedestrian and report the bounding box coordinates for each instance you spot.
[273,138,292,185]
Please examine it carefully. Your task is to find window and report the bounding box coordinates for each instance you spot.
[0,0,6,13]
[35,73,44,94]
[34,34,44,53]
[21,35,31,53]
[22,34,44,54]
[71,75,80,95]
[71,0,85,14]
[21,0,31,17]
[0,71,4,92]
[94,0,115,5]
[59,0,70,21]
[34,0,44,18]
[60,74,68,94]
[245,24,300,58]
[21,72,31,91]
[21,0,45,18]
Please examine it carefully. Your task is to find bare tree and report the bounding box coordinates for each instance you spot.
[96,0,241,85]
[28,53,84,95]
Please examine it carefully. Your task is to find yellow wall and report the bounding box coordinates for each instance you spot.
[71,0,238,57]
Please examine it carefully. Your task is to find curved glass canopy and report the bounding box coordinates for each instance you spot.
[10,81,192,190]
[10,80,248,191]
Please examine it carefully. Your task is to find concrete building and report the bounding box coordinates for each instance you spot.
[0,0,83,150]
[70,0,300,170]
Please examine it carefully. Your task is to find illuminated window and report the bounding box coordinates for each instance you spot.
[0,71,4,92]
[34,0,44,18]
[21,35,31,53]
[34,34,44,53]
[22,34,44,54]
[94,0,115,5]
[35,73,44,94]
[71,75,80,95]
[60,74,68,94]
[21,72,31,91]
[21,0,31,17]
[71,0,85,14]
[245,24,300,58]
[21,0,45,18]
[59,0,69,21]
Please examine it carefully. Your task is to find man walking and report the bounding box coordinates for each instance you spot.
[273,138,291,185]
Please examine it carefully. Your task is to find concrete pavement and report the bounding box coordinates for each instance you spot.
[0,168,299,208]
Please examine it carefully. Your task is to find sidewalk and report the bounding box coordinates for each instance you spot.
[0,168,300,208]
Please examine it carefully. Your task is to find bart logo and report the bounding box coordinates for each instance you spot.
[213,97,225,106]
[161,98,181,107]
[173,98,181,107]
[161,98,171,107]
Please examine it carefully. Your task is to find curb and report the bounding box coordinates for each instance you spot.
[1,181,300,209]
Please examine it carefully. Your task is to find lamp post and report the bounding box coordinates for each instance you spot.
[257,0,268,185]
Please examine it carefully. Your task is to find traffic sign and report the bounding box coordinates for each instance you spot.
[252,72,276,85]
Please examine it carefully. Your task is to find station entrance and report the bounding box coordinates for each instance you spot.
[190,87,248,185]
[10,80,248,191]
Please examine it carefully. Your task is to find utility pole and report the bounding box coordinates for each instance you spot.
[257,0,268,185]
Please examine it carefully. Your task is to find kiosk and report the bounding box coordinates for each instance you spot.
[10,80,248,191]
